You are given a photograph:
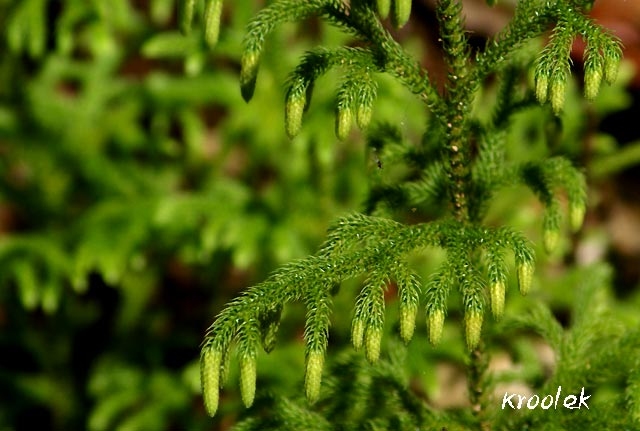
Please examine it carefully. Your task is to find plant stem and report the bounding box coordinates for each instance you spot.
[437,0,473,222]
[342,3,447,117]
[468,340,491,431]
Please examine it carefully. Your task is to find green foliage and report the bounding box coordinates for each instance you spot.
[203,263,640,431]
[493,264,640,430]
[195,0,616,412]
[0,0,366,429]
[186,0,638,428]
[229,346,445,431]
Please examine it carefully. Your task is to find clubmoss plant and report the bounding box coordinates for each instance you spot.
[185,0,623,424]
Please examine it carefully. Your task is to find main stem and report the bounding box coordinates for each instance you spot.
[437,0,474,223]
[469,341,491,431]
[438,3,489,430]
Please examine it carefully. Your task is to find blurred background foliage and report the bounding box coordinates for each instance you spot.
[0,0,639,430]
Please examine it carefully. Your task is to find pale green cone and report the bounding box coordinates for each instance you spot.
[285,90,306,139]
[365,326,382,363]
[201,348,222,417]
[305,350,324,403]
[490,280,505,319]
[204,0,223,48]
[178,0,196,35]
[550,77,566,115]
[356,103,373,130]
[240,50,260,102]
[465,310,483,350]
[377,0,391,19]
[391,0,412,28]
[399,304,417,343]
[584,62,602,100]
[428,308,445,346]
[543,227,559,254]
[240,355,256,408]
[603,52,620,84]
[535,74,549,103]
[335,106,352,140]
[569,200,586,232]
[517,260,534,295]
[351,317,365,351]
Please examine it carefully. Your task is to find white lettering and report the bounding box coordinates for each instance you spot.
[502,393,516,409]
[555,386,562,408]
[578,387,591,409]
[541,395,554,410]
[500,387,591,412]
[526,395,540,409]
[563,395,578,409]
